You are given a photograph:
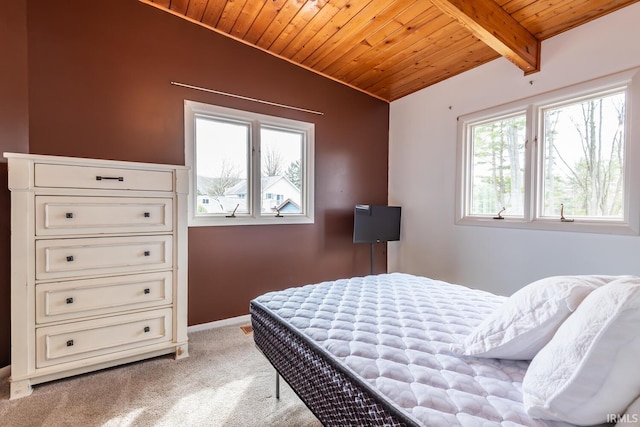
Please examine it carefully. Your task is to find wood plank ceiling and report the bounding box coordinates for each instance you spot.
[142,0,639,102]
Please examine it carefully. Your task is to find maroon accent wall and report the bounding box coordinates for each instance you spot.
[0,0,389,364]
[0,0,29,368]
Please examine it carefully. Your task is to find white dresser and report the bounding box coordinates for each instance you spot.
[4,153,189,399]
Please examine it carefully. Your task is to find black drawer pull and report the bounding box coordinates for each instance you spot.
[96,176,124,181]
[65,212,74,219]
[66,297,74,304]
[144,288,150,294]
[66,340,74,347]
[144,251,150,256]
[66,255,74,262]
[144,326,150,333]
[144,212,150,218]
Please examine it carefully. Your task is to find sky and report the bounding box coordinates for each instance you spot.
[195,116,302,179]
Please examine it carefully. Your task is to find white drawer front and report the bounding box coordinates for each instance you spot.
[36,308,173,368]
[36,272,173,324]
[36,235,173,280]
[34,163,173,191]
[36,196,173,236]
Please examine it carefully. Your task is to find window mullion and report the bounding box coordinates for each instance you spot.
[464,126,474,218]
[525,104,537,223]
[299,133,306,214]
[251,121,261,218]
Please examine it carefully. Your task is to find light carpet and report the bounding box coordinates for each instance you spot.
[0,321,322,427]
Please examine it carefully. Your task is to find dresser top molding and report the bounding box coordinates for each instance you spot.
[3,152,189,171]
[3,152,190,194]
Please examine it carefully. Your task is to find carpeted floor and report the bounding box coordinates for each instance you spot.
[0,319,322,427]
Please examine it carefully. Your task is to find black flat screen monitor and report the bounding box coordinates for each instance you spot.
[353,205,401,243]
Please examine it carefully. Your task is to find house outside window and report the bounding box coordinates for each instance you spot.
[185,101,314,226]
[457,69,640,235]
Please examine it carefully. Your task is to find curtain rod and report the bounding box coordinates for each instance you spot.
[170,81,324,116]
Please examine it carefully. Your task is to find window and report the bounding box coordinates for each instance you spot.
[540,91,625,220]
[457,69,640,234]
[468,112,526,217]
[185,101,314,226]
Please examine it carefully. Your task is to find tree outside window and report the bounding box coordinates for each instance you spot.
[542,91,625,219]
[470,114,526,217]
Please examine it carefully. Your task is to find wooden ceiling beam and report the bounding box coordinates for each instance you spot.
[429,0,540,74]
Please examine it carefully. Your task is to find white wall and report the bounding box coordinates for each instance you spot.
[388,3,640,296]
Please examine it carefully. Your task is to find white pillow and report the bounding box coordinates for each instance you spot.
[616,395,640,426]
[523,277,640,425]
[450,275,620,360]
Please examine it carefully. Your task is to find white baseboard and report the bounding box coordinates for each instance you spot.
[187,314,251,333]
[0,365,10,380]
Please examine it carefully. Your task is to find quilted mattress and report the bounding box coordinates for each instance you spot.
[250,273,576,427]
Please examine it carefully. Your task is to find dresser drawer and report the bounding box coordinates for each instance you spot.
[34,163,173,192]
[36,235,173,280]
[36,196,173,236]
[36,308,173,368]
[36,272,173,324]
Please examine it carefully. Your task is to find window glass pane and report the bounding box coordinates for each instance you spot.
[260,127,303,214]
[470,114,526,216]
[542,91,625,219]
[195,117,249,215]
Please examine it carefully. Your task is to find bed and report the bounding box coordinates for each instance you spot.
[250,273,586,427]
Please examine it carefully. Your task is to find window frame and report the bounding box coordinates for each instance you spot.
[463,107,531,220]
[456,68,640,235]
[185,100,315,227]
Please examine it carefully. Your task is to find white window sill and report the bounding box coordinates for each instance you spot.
[188,215,314,227]
[456,216,638,235]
